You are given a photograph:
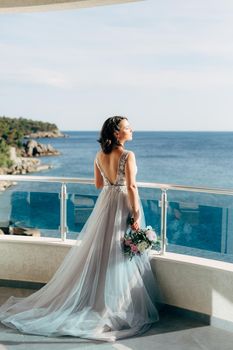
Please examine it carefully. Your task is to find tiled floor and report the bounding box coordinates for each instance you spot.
[1,288,233,350]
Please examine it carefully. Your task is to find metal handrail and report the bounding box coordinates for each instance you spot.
[1,174,233,196]
[0,175,95,185]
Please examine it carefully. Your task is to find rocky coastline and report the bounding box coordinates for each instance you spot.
[24,130,66,139]
[0,139,59,191]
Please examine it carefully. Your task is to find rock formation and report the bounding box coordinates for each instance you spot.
[22,140,60,157]
[0,147,53,191]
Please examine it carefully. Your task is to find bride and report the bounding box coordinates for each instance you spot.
[0,116,160,342]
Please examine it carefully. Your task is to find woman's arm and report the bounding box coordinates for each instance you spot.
[125,151,140,231]
[94,160,104,189]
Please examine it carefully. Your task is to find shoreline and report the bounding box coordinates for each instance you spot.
[24,130,66,139]
[0,142,58,191]
[0,159,53,192]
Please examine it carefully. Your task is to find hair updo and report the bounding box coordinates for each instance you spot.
[98,116,128,154]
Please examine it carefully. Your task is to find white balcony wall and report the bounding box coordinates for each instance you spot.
[1,235,233,331]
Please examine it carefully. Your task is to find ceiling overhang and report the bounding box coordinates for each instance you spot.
[0,0,141,13]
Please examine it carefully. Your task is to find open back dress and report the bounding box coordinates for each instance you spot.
[0,150,160,342]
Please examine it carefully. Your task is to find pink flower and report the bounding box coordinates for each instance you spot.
[130,244,138,253]
[124,239,132,246]
[146,229,157,242]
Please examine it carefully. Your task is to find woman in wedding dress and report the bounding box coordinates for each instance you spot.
[0,116,160,342]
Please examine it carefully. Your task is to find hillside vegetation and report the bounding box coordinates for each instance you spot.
[0,116,58,167]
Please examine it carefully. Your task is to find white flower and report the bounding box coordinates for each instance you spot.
[137,241,148,252]
[146,229,157,242]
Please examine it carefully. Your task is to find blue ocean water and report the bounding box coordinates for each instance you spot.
[32,131,233,188]
[2,131,233,262]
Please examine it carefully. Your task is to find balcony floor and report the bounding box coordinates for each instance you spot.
[1,287,233,350]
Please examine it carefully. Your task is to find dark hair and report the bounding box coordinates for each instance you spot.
[98,116,128,154]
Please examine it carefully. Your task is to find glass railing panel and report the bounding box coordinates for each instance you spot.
[166,190,233,262]
[0,183,101,239]
[0,182,163,245]
[65,183,99,239]
[0,184,61,238]
[138,188,161,252]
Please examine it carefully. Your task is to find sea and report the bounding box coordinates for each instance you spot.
[36,131,233,188]
[2,131,233,262]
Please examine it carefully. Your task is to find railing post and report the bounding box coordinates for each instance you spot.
[159,189,168,254]
[59,182,68,240]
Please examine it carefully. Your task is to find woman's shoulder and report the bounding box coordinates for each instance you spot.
[95,151,103,166]
[124,150,135,158]
[125,149,134,154]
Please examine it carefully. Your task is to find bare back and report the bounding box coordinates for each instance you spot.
[97,149,125,185]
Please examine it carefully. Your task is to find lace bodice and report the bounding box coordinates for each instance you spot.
[95,150,130,188]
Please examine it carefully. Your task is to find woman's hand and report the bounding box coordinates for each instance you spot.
[130,211,140,231]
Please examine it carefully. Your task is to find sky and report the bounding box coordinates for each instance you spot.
[1,0,233,131]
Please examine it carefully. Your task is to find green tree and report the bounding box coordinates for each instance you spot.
[0,115,59,168]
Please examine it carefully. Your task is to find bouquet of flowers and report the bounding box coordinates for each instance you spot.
[122,220,160,260]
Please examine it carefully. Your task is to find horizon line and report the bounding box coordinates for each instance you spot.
[61,129,233,132]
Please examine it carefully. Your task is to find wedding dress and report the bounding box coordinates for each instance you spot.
[0,150,160,342]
